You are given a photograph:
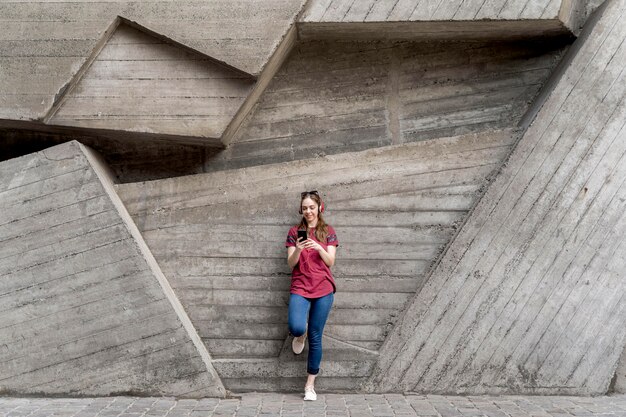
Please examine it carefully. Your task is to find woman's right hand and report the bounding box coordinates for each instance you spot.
[287,244,303,270]
[295,237,307,251]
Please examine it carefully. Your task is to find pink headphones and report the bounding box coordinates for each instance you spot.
[299,190,325,214]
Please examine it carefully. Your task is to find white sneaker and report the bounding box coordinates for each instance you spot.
[292,333,307,354]
[304,386,317,401]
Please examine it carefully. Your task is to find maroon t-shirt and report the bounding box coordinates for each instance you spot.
[285,225,339,298]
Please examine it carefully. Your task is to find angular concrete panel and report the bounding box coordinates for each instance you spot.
[216,38,567,171]
[299,0,603,39]
[0,141,225,397]
[49,23,255,140]
[367,0,626,395]
[0,0,306,121]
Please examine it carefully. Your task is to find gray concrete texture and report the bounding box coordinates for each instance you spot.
[0,141,224,397]
[367,0,626,396]
[0,0,594,143]
[1,0,625,399]
[115,128,517,392]
[617,353,626,393]
[0,34,568,183]
[48,23,255,139]
[0,0,306,120]
[301,0,574,22]
[298,0,604,40]
[204,38,568,173]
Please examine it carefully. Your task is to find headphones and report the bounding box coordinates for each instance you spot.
[299,191,325,214]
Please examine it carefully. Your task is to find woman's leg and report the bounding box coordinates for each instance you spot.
[305,292,334,384]
[288,293,310,337]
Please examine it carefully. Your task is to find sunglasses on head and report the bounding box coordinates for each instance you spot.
[301,190,319,198]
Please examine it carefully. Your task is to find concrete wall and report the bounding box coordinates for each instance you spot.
[209,39,567,172]
[367,0,626,395]
[2,38,565,182]
[0,141,225,397]
[0,0,306,121]
[300,0,602,36]
[616,350,626,393]
[0,0,621,398]
[298,0,604,40]
[116,128,517,391]
[49,23,255,139]
[301,0,563,21]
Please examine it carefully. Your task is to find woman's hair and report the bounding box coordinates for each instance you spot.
[298,192,329,242]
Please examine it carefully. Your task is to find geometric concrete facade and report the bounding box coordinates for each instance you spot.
[1,0,624,398]
[0,141,224,397]
[300,0,603,37]
[115,128,518,392]
[48,23,255,139]
[0,0,306,123]
[217,38,567,171]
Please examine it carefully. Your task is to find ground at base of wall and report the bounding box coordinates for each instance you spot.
[1,393,625,417]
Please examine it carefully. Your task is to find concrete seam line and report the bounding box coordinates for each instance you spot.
[221,23,299,146]
[43,16,122,124]
[77,142,227,397]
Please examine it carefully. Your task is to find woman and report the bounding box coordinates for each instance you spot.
[285,190,339,401]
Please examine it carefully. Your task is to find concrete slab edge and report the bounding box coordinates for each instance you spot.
[221,21,300,146]
[296,20,572,41]
[78,142,227,398]
[521,0,611,130]
[43,17,122,124]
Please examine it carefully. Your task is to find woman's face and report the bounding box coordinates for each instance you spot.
[301,197,319,224]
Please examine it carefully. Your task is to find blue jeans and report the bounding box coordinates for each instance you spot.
[288,292,334,375]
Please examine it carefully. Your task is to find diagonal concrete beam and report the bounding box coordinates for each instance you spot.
[366,0,626,395]
[80,143,227,397]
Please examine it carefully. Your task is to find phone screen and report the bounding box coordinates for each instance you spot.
[297,230,308,242]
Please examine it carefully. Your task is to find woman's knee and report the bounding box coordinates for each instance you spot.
[289,323,307,337]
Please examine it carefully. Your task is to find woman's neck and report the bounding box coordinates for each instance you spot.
[307,221,317,228]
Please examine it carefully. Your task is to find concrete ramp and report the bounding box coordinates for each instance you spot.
[367,0,626,396]
[0,141,225,397]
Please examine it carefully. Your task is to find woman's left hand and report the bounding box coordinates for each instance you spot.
[302,238,323,252]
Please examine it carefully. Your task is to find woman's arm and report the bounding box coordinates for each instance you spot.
[318,245,336,267]
[302,239,336,267]
[287,245,302,270]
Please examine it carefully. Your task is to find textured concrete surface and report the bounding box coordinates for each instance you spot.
[0,0,306,120]
[48,23,255,139]
[1,0,623,400]
[0,36,568,181]
[299,0,604,39]
[1,394,626,417]
[617,352,626,393]
[300,0,603,28]
[211,39,566,172]
[368,0,626,396]
[0,141,224,397]
[115,128,517,392]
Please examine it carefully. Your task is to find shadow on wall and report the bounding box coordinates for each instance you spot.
[0,127,217,183]
[2,37,571,183]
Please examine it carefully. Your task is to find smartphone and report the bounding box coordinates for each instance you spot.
[297,230,308,243]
